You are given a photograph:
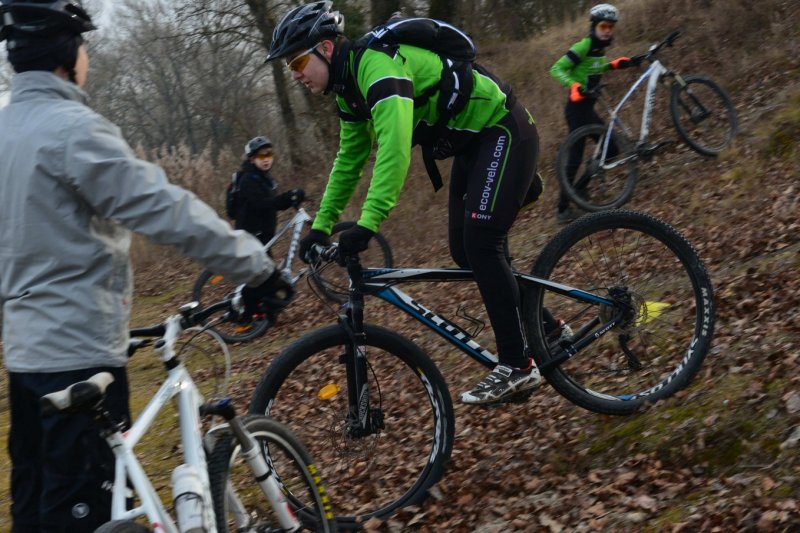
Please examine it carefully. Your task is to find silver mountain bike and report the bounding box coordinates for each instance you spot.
[555,30,738,212]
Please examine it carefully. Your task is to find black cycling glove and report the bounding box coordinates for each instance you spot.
[241,270,294,317]
[298,229,331,263]
[274,188,305,210]
[336,224,375,265]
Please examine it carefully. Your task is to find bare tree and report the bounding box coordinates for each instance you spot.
[428,0,458,20]
[371,0,400,25]
[87,0,272,160]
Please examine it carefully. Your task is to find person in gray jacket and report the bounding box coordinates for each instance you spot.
[0,1,289,531]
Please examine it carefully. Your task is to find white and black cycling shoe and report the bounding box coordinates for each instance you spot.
[460,363,542,405]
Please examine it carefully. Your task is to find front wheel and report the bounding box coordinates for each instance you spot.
[207,415,337,532]
[670,75,737,156]
[249,324,454,527]
[524,210,715,415]
[555,123,638,212]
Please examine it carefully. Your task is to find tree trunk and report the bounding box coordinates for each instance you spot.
[244,0,302,168]
[370,0,400,25]
[428,0,458,20]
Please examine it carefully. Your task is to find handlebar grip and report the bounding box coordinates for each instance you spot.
[312,243,339,263]
[666,30,681,45]
[130,325,166,338]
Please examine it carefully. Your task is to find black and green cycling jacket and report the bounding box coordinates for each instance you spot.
[312,44,514,235]
[549,35,612,92]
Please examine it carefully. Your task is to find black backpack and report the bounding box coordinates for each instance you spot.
[360,17,476,62]
[225,171,243,219]
[338,17,480,190]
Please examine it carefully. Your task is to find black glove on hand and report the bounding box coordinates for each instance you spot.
[298,229,331,264]
[336,224,375,265]
[241,270,294,317]
[275,188,305,210]
[288,188,305,206]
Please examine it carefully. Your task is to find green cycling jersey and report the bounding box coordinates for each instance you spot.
[550,35,612,90]
[312,44,515,234]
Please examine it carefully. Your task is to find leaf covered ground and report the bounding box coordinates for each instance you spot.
[1,0,798,531]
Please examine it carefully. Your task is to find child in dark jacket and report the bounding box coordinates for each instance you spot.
[232,136,304,244]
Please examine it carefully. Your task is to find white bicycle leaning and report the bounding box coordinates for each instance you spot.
[191,201,394,344]
[40,298,336,532]
[555,30,738,212]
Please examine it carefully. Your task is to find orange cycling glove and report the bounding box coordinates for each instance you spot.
[609,56,631,69]
[569,82,586,102]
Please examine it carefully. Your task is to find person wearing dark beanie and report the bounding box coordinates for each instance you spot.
[7,31,83,77]
[0,1,280,531]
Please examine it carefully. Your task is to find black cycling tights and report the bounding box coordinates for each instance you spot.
[449,225,530,368]
[447,101,539,369]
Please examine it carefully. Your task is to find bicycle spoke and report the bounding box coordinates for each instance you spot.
[529,211,713,414]
[251,324,453,522]
[671,76,737,155]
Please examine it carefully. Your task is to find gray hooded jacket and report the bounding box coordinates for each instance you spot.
[0,71,273,372]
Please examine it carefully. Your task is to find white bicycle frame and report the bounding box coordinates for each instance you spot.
[597,54,677,168]
[107,315,216,532]
[103,312,301,532]
[264,207,312,284]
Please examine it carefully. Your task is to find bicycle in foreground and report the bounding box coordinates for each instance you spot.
[41,298,335,532]
[247,209,715,526]
[192,201,393,343]
[555,30,738,212]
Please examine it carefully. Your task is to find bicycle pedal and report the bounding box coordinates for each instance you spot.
[638,140,673,159]
[478,389,536,408]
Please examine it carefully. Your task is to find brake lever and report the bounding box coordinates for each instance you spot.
[313,242,339,263]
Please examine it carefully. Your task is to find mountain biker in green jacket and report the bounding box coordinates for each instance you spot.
[549,3,636,224]
[269,1,547,405]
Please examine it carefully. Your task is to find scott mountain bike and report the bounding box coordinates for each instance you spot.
[192,202,393,343]
[248,209,715,526]
[42,298,335,532]
[555,30,738,211]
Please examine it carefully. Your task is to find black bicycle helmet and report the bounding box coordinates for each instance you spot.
[0,0,95,42]
[245,136,272,158]
[589,3,619,23]
[265,1,344,62]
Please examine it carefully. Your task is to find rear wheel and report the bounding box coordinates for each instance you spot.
[524,210,715,415]
[670,75,737,156]
[191,269,272,343]
[555,123,638,212]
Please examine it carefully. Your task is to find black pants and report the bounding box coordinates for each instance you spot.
[448,102,540,368]
[9,367,130,533]
[558,98,604,212]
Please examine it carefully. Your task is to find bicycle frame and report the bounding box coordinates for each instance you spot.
[319,259,626,438]
[357,266,619,372]
[596,31,685,166]
[107,317,214,532]
[263,207,312,283]
[612,60,668,144]
[103,311,301,532]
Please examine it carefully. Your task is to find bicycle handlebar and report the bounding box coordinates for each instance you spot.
[637,30,681,63]
[130,299,233,338]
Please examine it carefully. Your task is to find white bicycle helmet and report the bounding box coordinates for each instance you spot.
[589,3,619,23]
